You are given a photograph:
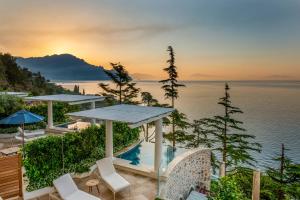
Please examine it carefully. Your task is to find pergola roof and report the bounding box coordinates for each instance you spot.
[0,92,28,97]
[68,104,174,128]
[25,94,105,105]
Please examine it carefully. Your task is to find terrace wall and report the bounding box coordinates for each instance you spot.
[160,148,211,200]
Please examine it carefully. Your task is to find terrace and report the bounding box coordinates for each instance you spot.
[0,95,212,200]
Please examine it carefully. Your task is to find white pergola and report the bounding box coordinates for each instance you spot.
[0,91,29,97]
[25,94,105,128]
[68,104,174,172]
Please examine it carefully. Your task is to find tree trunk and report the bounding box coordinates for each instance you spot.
[146,124,149,142]
[119,85,122,104]
[278,144,285,200]
[171,96,175,150]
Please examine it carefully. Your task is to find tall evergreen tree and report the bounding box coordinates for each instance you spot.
[99,63,140,104]
[159,46,186,148]
[200,83,261,173]
[266,144,300,200]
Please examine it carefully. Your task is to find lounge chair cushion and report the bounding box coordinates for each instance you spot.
[66,190,100,200]
[102,172,130,192]
[53,174,78,199]
[96,158,115,177]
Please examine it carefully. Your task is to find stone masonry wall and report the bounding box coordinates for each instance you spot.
[160,148,211,200]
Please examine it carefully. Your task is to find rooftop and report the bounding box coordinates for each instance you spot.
[68,104,174,128]
[25,94,105,104]
[0,91,28,97]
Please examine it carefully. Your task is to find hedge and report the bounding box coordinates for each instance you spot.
[23,123,140,191]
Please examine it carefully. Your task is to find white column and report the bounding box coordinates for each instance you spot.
[90,101,96,124]
[105,120,113,158]
[154,119,163,172]
[47,101,53,128]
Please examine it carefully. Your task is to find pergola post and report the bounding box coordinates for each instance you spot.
[252,170,261,200]
[154,119,163,173]
[105,120,113,158]
[47,101,53,128]
[90,101,96,124]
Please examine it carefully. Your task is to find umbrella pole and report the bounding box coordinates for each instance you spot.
[21,123,25,148]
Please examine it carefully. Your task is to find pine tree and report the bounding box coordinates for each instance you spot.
[99,63,140,104]
[159,46,186,148]
[266,144,300,200]
[200,83,261,173]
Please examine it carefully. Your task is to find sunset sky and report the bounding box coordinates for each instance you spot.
[1,0,300,80]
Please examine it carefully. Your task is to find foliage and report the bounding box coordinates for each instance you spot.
[164,109,190,146]
[265,144,300,200]
[73,85,81,94]
[159,46,186,148]
[23,123,139,191]
[0,94,24,119]
[159,46,185,107]
[209,176,249,200]
[140,92,160,141]
[99,63,140,104]
[198,83,261,172]
[0,53,71,95]
[26,102,80,124]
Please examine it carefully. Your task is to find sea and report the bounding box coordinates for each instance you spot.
[56,80,300,169]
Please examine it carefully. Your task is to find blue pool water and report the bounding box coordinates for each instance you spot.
[118,140,187,168]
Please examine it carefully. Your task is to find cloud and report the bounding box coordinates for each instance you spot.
[131,73,158,80]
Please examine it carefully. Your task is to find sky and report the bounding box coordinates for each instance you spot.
[0,0,300,80]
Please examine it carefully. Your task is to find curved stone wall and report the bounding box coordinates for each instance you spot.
[160,148,211,200]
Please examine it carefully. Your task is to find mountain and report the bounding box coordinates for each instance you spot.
[16,54,110,81]
[0,53,72,95]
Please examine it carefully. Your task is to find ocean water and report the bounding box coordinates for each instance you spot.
[57,80,300,169]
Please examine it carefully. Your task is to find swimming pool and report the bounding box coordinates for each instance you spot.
[117,140,187,168]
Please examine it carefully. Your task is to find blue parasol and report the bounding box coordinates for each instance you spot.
[0,110,44,148]
[0,109,44,125]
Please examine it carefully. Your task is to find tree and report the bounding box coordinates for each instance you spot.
[99,63,140,104]
[200,83,261,173]
[159,46,186,148]
[266,144,300,200]
[73,85,80,94]
[141,92,159,141]
[209,176,248,200]
[0,53,72,95]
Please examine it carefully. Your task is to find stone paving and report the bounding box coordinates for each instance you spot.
[37,169,157,200]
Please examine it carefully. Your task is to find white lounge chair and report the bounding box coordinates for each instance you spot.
[96,158,131,200]
[15,127,45,143]
[53,173,101,200]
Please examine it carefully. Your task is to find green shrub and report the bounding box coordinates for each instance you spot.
[0,94,24,119]
[23,123,140,191]
[209,176,249,200]
[26,102,80,124]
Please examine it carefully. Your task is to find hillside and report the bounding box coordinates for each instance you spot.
[16,54,110,81]
[0,53,71,95]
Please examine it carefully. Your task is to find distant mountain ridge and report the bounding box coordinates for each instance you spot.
[16,54,110,81]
